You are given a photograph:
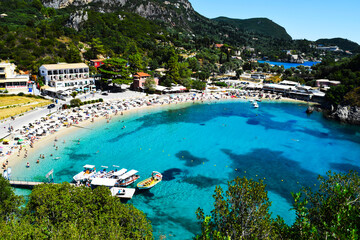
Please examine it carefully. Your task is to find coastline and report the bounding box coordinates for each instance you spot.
[2,93,313,173]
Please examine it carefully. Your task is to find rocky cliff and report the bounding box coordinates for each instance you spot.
[328,105,360,125]
[42,0,198,30]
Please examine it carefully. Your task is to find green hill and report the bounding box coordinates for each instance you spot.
[212,16,292,40]
[316,38,360,52]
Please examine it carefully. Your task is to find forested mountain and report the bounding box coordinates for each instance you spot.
[0,0,357,76]
[316,38,360,52]
[0,0,297,72]
[212,17,292,40]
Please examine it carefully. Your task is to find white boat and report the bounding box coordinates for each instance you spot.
[252,102,259,108]
[91,168,141,188]
[115,170,140,187]
[91,177,118,187]
[90,168,128,187]
[73,164,96,182]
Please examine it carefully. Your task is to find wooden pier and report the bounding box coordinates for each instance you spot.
[9,180,48,189]
[110,187,136,199]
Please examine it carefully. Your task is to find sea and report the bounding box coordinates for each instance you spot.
[258,60,320,69]
[11,100,360,239]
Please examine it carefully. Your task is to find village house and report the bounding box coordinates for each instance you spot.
[315,79,341,89]
[39,63,95,95]
[132,72,159,91]
[0,62,29,92]
[89,59,105,69]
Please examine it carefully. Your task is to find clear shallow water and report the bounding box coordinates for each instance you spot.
[11,100,360,239]
[258,60,320,69]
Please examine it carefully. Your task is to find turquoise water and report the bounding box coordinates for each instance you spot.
[10,100,360,239]
[258,60,320,69]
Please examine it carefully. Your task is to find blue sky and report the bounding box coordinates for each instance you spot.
[189,0,360,44]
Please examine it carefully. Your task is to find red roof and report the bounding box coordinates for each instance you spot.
[215,44,224,48]
[90,59,105,62]
[134,72,151,77]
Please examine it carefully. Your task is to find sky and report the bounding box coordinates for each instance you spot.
[189,0,360,44]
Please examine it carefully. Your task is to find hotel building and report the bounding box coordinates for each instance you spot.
[39,63,95,92]
[0,62,29,92]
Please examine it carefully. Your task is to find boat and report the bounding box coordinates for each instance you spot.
[252,102,259,108]
[115,169,140,187]
[137,171,162,190]
[73,164,96,182]
[90,168,128,187]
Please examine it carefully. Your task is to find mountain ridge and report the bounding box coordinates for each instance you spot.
[316,38,360,52]
[212,16,292,40]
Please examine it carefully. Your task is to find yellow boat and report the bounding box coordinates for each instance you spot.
[137,171,162,190]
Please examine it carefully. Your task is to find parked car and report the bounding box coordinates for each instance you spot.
[47,104,56,109]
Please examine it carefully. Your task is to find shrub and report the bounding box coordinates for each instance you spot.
[70,98,82,107]
[99,98,104,102]
[91,100,95,103]
[17,92,25,96]
[215,82,228,87]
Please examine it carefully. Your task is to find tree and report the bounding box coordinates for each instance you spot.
[70,98,81,107]
[70,91,77,99]
[0,177,24,220]
[98,58,132,85]
[20,183,153,239]
[165,49,180,84]
[144,77,156,93]
[195,177,275,239]
[290,171,360,239]
[236,69,243,78]
[85,38,105,59]
[65,44,81,63]
[128,53,143,72]
[191,80,206,91]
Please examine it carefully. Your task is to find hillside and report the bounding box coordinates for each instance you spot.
[316,38,360,52]
[212,16,292,40]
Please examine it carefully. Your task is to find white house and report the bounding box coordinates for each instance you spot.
[0,62,29,92]
[39,63,95,92]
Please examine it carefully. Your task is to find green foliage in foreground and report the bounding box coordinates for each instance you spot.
[0,180,152,239]
[196,171,360,239]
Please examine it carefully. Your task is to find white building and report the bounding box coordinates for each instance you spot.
[251,74,266,80]
[0,62,29,92]
[39,63,95,92]
[316,46,340,52]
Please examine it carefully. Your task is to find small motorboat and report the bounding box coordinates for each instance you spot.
[252,102,259,108]
[137,171,162,190]
[73,164,96,182]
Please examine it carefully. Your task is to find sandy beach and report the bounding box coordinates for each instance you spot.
[1,90,314,173]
